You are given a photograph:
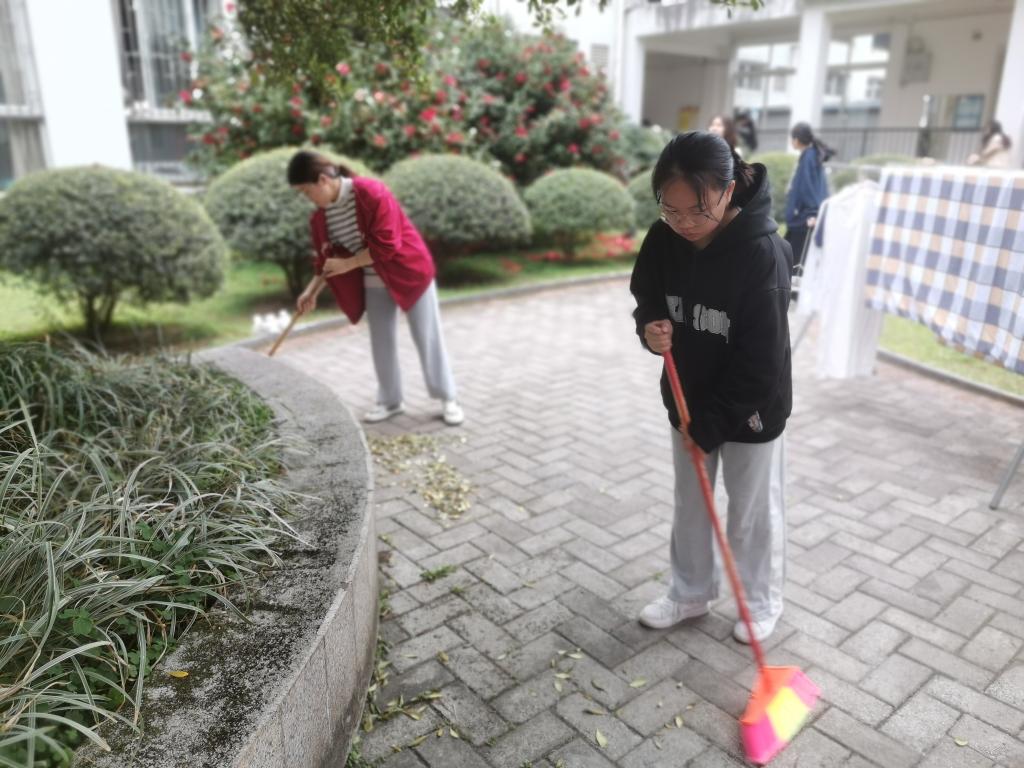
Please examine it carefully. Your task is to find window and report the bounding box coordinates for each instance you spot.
[115,0,219,178]
[732,43,796,145]
[737,61,764,91]
[866,76,884,101]
[951,94,984,129]
[590,43,610,73]
[825,71,848,96]
[0,0,45,188]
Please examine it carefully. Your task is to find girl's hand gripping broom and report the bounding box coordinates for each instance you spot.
[662,351,819,765]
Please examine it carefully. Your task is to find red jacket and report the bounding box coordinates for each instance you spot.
[310,177,436,323]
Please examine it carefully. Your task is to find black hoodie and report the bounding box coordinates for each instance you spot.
[630,164,793,453]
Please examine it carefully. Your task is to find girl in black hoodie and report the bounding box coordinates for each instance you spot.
[630,131,792,644]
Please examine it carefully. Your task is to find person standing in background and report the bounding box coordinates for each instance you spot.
[784,122,832,276]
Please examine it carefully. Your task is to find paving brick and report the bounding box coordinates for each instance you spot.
[618,725,707,767]
[934,596,994,637]
[839,620,907,665]
[505,601,576,644]
[880,691,960,755]
[986,664,1024,710]
[613,640,690,688]
[782,633,869,683]
[546,737,618,768]
[823,592,886,632]
[917,739,995,768]
[614,678,702,736]
[767,727,850,767]
[465,556,523,595]
[861,654,933,707]
[555,617,633,669]
[392,626,466,673]
[556,691,643,760]
[450,612,518,661]
[961,626,1022,672]
[815,707,918,768]
[949,714,1024,766]
[430,681,509,747]
[483,710,573,768]
[560,561,625,601]
[491,671,567,725]
[807,667,892,727]
[901,639,993,690]
[926,676,1024,733]
[445,645,516,700]
[399,595,471,636]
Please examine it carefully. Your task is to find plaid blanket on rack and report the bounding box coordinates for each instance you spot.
[865,168,1024,374]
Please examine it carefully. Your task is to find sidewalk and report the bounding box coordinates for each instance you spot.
[278,277,1024,768]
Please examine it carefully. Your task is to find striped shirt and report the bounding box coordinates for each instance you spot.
[326,178,383,287]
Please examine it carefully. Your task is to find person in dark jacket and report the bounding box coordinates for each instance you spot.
[630,131,792,644]
[784,122,832,274]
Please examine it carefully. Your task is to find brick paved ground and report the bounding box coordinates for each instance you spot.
[277,277,1024,768]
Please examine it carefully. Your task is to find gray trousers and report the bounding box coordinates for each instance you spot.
[365,281,457,407]
[668,429,786,621]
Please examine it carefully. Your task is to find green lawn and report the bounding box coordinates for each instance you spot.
[879,315,1024,397]
[3,256,1021,398]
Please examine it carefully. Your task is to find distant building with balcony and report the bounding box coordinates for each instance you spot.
[615,0,1024,165]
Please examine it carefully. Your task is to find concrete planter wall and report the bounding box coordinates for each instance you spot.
[74,347,376,768]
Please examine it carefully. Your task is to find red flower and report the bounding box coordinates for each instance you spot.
[201,132,216,145]
[609,130,621,141]
[445,132,464,144]
[559,79,571,92]
[311,134,322,145]
[178,89,192,105]
[435,89,447,104]
[495,72,506,82]
[403,125,416,138]
[578,67,590,77]
[289,96,302,107]
[515,126,528,138]
[336,62,351,76]
[483,93,495,105]
[180,51,192,63]
[501,258,523,274]
[225,1,235,12]
[252,104,262,114]
[320,115,332,127]
[514,152,526,163]
[420,107,437,122]
[375,62,390,77]
[514,72,528,86]
[477,57,490,70]
[373,91,385,103]
[578,117,590,130]
[290,108,302,118]
[480,115,490,128]
[372,134,388,148]
[450,106,463,121]
[568,143,579,155]
[291,124,304,137]
[400,80,412,93]
[443,74,457,87]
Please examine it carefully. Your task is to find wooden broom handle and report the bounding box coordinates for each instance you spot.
[267,310,303,357]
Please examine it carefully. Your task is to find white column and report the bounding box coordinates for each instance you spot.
[790,5,831,133]
[25,0,132,169]
[995,0,1024,168]
[618,8,647,124]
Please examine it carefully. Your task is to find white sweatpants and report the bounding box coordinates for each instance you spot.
[668,428,786,621]
[365,281,457,407]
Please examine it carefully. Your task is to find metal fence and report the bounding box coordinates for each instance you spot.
[756,127,983,165]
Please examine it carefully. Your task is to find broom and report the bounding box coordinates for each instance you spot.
[266,309,304,357]
[662,350,819,765]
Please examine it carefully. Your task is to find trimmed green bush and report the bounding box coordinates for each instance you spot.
[436,257,509,287]
[831,153,917,192]
[0,167,225,339]
[204,147,372,298]
[524,168,634,258]
[749,152,798,225]
[383,154,532,258]
[628,171,661,232]
[621,123,670,178]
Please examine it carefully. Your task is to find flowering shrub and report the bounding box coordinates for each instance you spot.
[186,16,627,185]
[628,171,661,232]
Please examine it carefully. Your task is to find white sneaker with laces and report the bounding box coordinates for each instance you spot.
[638,596,709,629]
[442,400,465,426]
[363,402,404,423]
[732,612,782,644]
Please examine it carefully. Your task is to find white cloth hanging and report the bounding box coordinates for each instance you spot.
[797,181,884,378]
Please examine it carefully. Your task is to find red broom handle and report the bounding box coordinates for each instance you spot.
[662,351,768,672]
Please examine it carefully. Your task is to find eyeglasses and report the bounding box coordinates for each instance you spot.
[658,188,727,227]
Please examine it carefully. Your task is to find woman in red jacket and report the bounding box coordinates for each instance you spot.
[288,150,463,426]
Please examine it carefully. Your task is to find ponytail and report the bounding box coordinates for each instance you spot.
[287,150,355,185]
[731,148,755,200]
[790,122,834,164]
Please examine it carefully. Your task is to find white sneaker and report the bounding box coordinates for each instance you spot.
[733,612,782,644]
[363,403,404,423]
[638,596,709,629]
[442,400,464,426]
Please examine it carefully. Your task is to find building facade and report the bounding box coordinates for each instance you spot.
[616,0,1024,165]
[0,0,221,189]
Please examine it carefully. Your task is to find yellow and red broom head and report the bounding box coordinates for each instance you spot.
[740,666,820,765]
